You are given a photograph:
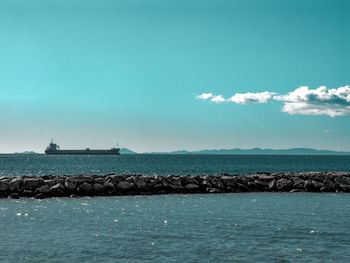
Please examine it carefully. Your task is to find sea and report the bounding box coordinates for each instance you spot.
[1,154,350,262]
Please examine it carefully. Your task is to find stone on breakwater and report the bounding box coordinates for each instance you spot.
[93,183,103,192]
[9,178,22,192]
[102,181,115,193]
[0,180,9,191]
[276,178,293,191]
[0,172,349,199]
[24,178,43,188]
[77,182,93,194]
[117,181,134,191]
[133,176,146,190]
[185,184,199,190]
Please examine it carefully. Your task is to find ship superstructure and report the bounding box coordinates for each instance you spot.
[45,140,120,155]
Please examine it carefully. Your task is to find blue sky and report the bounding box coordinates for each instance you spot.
[0,0,349,153]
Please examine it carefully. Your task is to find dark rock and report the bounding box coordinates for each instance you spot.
[312,180,324,189]
[213,179,224,189]
[247,181,261,190]
[103,181,115,193]
[1,172,349,199]
[77,182,93,194]
[44,179,56,187]
[168,183,184,192]
[23,178,43,188]
[50,183,65,191]
[0,181,9,191]
[65,177,77,192]
[290,189,304,193]
[324,179,335,189]
[200,180,212,188]
[257,175,275,182]
[133,176,147,190]
[334,176,350,185]
[320,187,333,192]
[254,180,269,187]
[107,174,124,185]
[153,183,162,190]
[184,183,199,191]
[276,179,293,191]
[165,175,175,183]
[55,177,65,184]
[304,180,323,192]
[77,175,94,183]
[146,179,158,188]
[181,176,199,185]
[237,183,249,191]
[36,185,51,194]
[8,193,20,199]
[94,177,106,185]
[206,187,223,193]
[340,184,350,192]
[117,181,134,191]
[293,179,305,189]
[35,193,46,199]
[50,183,65,196]
[161,180,169,188]
[93,183,103,192]
[236,176,250,186]
[9,178,22,192]
[221,176,237,187]
[172,178,182,187]
[22,190,33,196]
[268,180,276,190]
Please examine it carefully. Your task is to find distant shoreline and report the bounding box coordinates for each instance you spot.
[2,153,350,156]
[5,147,350,155]
[1,172,349,199]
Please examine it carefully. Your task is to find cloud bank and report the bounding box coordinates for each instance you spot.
[274,86,350,117]
[197,85,350,117]
[197,93,213,100]
[227,91,276,104]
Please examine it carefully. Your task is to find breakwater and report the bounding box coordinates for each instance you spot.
[0,172,350,199]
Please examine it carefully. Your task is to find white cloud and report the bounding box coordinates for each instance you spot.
[227,91,276,104]
[197,93,213,100]
[211,95,225,103]
[196,85,350,117]
[274,85,350,117]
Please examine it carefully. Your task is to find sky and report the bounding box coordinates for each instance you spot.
[0,0,349,153]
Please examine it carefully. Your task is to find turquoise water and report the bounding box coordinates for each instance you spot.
[1,193,350,262]
[1,154,350,177]
[1,155,350,262]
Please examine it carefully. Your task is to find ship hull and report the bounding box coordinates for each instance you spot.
[45,149,120,155]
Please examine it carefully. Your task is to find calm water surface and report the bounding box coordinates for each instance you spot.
[1,155,350,262]
[0,193,350,262]
[1,154,350,177]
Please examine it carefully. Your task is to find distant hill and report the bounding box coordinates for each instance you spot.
[167,148,350,155]
[119,148,137,154]
[141,147,350,155]
[12,148,348,155]
[13,151,40,155]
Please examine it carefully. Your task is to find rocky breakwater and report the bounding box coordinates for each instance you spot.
[0,172,350,199]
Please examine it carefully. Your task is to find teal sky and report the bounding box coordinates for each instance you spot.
[0,0,349,153]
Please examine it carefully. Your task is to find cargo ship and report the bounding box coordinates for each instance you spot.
[45,140,120,155]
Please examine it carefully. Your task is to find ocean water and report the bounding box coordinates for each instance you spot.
[1,193,350,262]
[0,154,350,177]
[1,154,350,262]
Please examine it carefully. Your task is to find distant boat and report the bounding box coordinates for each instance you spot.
[45,140,120,155]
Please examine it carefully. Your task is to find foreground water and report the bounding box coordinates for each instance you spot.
[1,155,350,262]
[1,193,350,262]
[1,154,350,177]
